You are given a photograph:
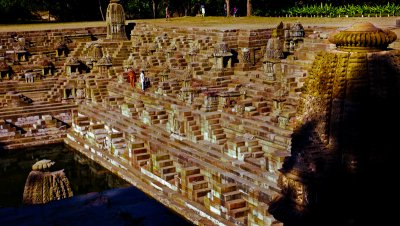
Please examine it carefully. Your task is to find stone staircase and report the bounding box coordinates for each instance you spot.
[205,182,249,224]
[253,99,269,115]
[201,112,227,146]
[141,107,168,125]
[107,41,132,78]
[44,78,67,101]
[227,137,265,164]
[112,41,131,66]
[0,102,76,120]
[86,123,108,147]
[0,78,58,94]
[0,119,17,143]
[128,141,150,167]
[209,68,234,87]
[221,185,249,223]
[72,114,90,135]
[156,79,182,96]
[69,42,86,58]
[183,111,203,143]
[180,166,210,205]
[191,57,213,79]
[107,131,128,159]
[168,53,188,70]
[151,153,178,183]
[0,91,33,106]
[0,113,68,150]
[88,79,109,103]
[121,100,145,118]
[102,95,125,110]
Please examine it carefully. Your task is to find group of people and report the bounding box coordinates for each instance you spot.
[166,3,240,18]
[127,68,148,92]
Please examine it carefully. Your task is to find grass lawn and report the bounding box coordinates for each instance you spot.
[0,16,398,32]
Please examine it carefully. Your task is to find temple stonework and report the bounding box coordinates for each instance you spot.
[0,17,398,226]
[23,160,73,205]
[106,0,127,40]
[270,22,399,226]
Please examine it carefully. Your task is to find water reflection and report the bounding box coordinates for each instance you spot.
[0,144,194,226]
[0,144,129,207]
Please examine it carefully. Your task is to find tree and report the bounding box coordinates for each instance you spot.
[150,0,162,19]
[0,0,39,22]
[225,0,230,17]
[247,0,252,16]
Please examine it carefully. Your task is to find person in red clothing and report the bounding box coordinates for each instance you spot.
[127,68,136,88]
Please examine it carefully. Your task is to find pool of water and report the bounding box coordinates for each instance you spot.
[0,144,194,226]
[0,144,130,207]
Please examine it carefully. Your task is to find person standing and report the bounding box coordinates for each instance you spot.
[224,3,227,16]
[127,68,136,88]
[140,70,146,91]
[233,6,238,17]
[166,6,170,21]
[201,4,205,17]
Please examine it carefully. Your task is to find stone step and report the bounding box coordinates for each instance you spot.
[181,166,201,177]
[161,165,176,175]
[216,138,227,145]
[186,173,204,183]
[157,159,174,168]
[190,125,200,131]
[192,188,211,202]
[251,151,264,158]
[212,128,224,135]
[226,199,247,211]
[137,158,150,167]
[193,134,203,142]
[209,124,221,130]
[207,118,220,125]
[222,190,242,202]
[135,153,150,161]
[212,133,226,140]
[192,130,201,136]
[215,183,237,194]
[152,153,170,161]
[188,180,209,190]
[188,120,196,126]
[229,206,249,219]
[203,113,221,120]
[132,147,147,155]
[248,145,262,152]
[163,172,177,181]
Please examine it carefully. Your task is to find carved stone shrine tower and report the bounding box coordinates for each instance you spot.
[23,159,73,205]
[270,22,399,226]
[106,0,127,40]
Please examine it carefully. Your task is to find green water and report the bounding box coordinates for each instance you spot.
[0,143,130,208]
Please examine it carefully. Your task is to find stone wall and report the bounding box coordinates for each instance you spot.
[0,27,106,56]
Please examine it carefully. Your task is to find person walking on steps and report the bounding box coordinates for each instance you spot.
[140,70,146,91]
[127,67,136,88]
[201,4,205,17]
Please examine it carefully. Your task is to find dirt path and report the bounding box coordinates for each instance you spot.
[0,16,398,33]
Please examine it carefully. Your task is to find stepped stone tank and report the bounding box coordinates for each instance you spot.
[23,159,73,205]
[270,22,399,226]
